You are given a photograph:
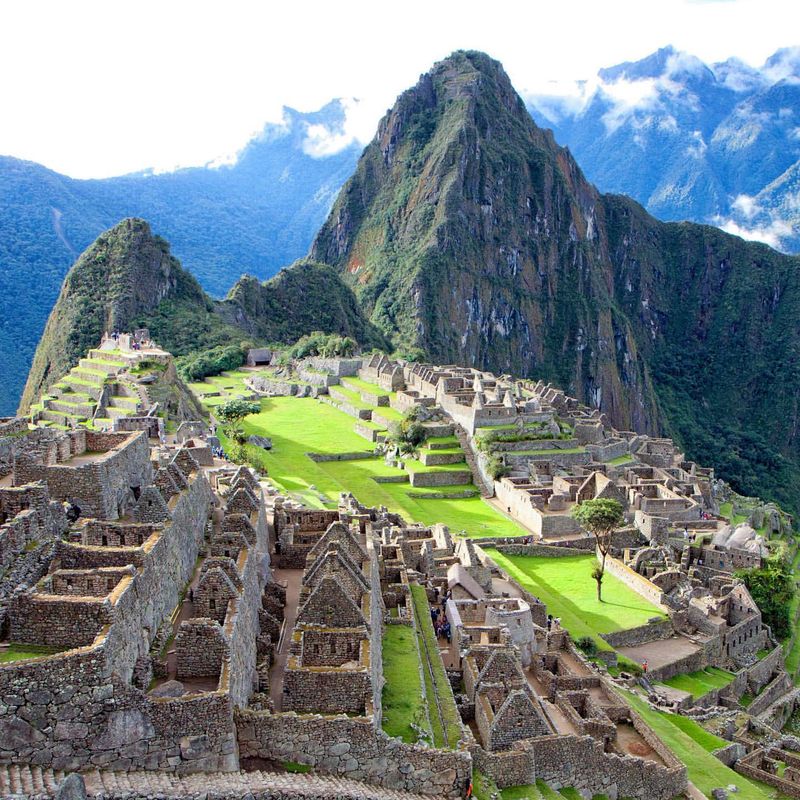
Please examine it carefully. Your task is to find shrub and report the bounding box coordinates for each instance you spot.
[485,455,508,481]
[288,332,356,360]
[576,636,597,656]
[176,343,248,382]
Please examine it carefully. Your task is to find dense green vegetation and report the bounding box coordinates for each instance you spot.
[381,624,430,743]
[487,551,665,652]
[176,343,249,383]
[736,551,795,640]
[285,331,356,360]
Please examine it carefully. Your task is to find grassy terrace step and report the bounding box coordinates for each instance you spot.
[328,385,374,409]
[109,395,139,409]
[660,667,736,699]
[409,584,462,748]
[507,447,586,456]
[381,624,431,743]
[487,551,666,653]
[426,436,460,449]
[623,691,771,799]
[202,396,531,538]
[340,375,398,399]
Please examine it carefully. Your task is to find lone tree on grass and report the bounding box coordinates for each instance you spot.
[572,498,625,602]
[216,398,260,443]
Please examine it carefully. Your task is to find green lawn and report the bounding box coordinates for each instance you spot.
[624,691,771,799]
[512,447,585,456]
[608,454,635,466]
[661,666,736,699]
[340,376,397,400]
[488,551,665,650]
[0,643,63,663]
[219,396,530,538]
[381,624,430,743]
[409,584,462,748]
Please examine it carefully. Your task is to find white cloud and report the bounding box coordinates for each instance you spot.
[300,98,379,158]
[0,0,798,177]
[716,216,793,248]
[731,194,759,219]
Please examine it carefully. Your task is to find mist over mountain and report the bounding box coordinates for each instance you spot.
[526,45,800,252]
[0,101,360,414]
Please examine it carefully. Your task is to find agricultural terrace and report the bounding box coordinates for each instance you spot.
[487,551,666,653]
[196,382,532,539]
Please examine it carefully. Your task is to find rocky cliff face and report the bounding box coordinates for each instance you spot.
[312,51,800,510]
[311,51,661,433]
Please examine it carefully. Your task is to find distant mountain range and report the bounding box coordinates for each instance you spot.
[22,51,800,516]
[0,102,361,414]
[526,45,800,252]
[5,44,800,422]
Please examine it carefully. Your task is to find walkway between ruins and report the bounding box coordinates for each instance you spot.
[268,567,303,710]
[0,764,432,800]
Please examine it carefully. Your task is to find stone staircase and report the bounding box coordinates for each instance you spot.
[31,350,145,431]
[0,764,431,799]
[454,424,494,498]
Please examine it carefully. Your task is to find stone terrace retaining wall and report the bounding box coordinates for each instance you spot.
[0,638,238,773]
[600,618,674,649]
[236,711,471,799]
[473,724,685,800]
[602,554,667,609]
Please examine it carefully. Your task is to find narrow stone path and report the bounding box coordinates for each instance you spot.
[268,567,303,710]
[0,764,432,799]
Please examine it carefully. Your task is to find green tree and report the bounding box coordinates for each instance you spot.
[216,398,260,442]
[572,498,625,601]
[736,551,795,641]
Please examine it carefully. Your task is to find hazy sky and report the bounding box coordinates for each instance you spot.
[1,0,797,178]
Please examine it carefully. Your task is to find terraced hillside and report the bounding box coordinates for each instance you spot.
[187,369,528,538]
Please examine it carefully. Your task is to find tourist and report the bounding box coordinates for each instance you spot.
[642,659,648,674]
[553,617,561,631]
[443,621,451,643]
[547,614,553,631]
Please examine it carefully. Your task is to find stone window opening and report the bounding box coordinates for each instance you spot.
[107,578,114,591]
[210,598,216,610]
[86,579,93,592]
[102,535,108,546]
[132,486,141,501]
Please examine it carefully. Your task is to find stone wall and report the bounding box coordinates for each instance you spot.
[0,641,237,773]
[748,670,794,717]
[601,554,667,608]
[236,710,471,798]
[8,590,114,647]
[600,618,673,648]
[14,431,152,521]
[175,619,227,680]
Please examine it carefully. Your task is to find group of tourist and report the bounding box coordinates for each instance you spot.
[431,606,452,642]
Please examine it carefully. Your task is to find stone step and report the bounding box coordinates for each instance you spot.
[80,357,125,375]
[71,368,107,386]
[38,409,83,425]
[0,765,434,800]
[420,450,466,466]
[105,406,135,419]
[47,398,96,416]
[108,395,139,410]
